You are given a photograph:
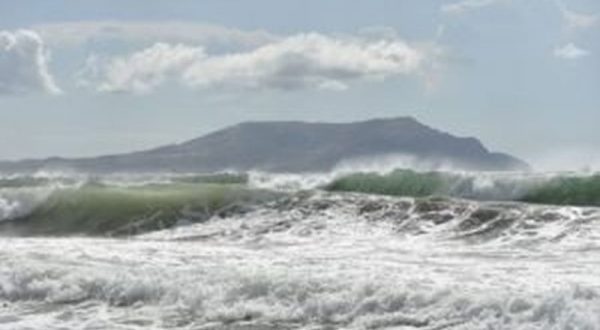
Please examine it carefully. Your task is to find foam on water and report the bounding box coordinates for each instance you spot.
[1,191,600,329]
[2,226,600,328]
[1,172,600,329]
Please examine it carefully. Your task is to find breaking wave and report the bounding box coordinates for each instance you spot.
[0,182,279,236]
[1,170,600,237]
[325,169,600,206]
[2,171,600,329]
[0,175,599,244]
[2,190,600,329]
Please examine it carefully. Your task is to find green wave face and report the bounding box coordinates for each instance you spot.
[3,171,600,238]
[323,169,521,200]
[170,173,249,185]
[520,175,600,206]
[325,170,453,197]
[325,170,600,206]
[1,183,280,236]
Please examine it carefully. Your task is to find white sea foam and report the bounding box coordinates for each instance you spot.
[0,172,600,329]
[0,191,599,328]
[2,217,600,329]
[0,188,55,222]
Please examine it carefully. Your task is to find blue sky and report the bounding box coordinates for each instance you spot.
[0,0,598,169]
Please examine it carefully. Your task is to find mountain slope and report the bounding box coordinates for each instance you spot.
[0,117,530,173]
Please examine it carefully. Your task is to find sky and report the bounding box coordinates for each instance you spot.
[0,0,598,169]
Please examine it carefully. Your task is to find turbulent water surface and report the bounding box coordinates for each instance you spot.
[1,171,600,329]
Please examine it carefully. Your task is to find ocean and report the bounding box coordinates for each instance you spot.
[1,170,600,329]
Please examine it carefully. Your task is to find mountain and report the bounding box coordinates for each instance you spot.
[0,117,530,173]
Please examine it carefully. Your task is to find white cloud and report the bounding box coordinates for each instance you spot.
[0,30,61,95]
[554,43,590,60]
[93,43,207,93]
[441,0,502,15]
[83,33,427,94]
[33,21,276,50]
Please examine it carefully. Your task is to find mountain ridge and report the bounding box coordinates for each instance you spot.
[0,117,530,173]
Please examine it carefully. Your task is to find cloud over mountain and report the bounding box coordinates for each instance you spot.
[81,33,427,93]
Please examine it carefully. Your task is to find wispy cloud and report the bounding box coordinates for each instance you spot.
[0,30,61,95]
[32,21,277,50]
[555,1,598,31]
[80,33,429,94]
[79,43,206,93]
[554,43,590,60]
[563,10,598,30]
[441,0,503,15]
